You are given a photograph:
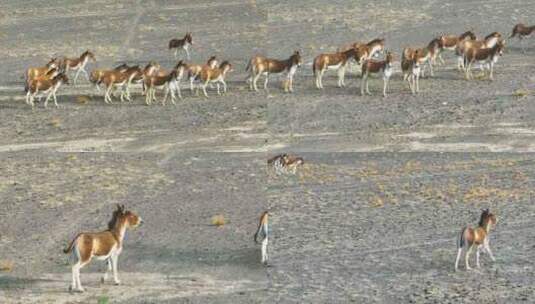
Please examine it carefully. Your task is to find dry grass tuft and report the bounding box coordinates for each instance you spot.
[370,196,384,207]
[49,117,61,128]
[0,260,14,272]
[512,89,531,99]
[76,95,91,104]
[211,215,227,227]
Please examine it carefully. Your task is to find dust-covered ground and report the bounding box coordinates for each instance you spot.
[1,0,535,303]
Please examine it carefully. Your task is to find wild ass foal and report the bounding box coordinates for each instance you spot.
[313,46,359,89]
[25,73,69,108]
[436,30,476,64]
[510,23,535,53]
[198,61,233,97]
[62,50,96,85]
[464,40,505,80]
[455,209,497,271]
[144,61,187,105]
[360,51,394,97]
[254,211,269,265]
[246,50,302,92]
[64,205,143,292]
[169,33,193,60]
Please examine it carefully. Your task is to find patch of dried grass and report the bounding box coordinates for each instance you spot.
[211,215,227,227]
[0,260,14,272]
[49,117,61,128]
[76,95,91,104]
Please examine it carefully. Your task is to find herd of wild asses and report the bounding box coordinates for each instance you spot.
[23,23,534,108]
[22,22,531,293]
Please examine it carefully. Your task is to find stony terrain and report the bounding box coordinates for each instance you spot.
[0,0,535,303]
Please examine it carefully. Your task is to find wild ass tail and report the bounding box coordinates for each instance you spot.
[63,234,80,254]
[458,227,467,248]
[245,60,251,72]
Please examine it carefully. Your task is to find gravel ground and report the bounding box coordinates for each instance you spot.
[0,0,535,303]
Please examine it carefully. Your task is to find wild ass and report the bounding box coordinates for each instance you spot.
[62,50,96,85]
[254,211,269,265]
[198,61,233,97]
[510,23,534,53]
[63,205,143,292]
[436,30,477,64]
[99,68,130,104]
[246,50,302,92]
[144,61,187,105]
[360,51,394,97]
[464,40,505,80]
[169,33,193,60]
[455,209,497,271]
[25,57,61,85]
[313,46,360,89]
[125,61,162,99]
[401,48,423,94]
[25,73,69,108]
[90,64,129,92]
[186,56,218,93]
[267,153,304,175]
[338,38,385,61]
[456,32,502,70]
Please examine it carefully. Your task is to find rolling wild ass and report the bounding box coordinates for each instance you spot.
[25,73,69,108]
[62,50,96,85]
[254,211,270,265]
[510,23,534,53]
[267,153,304,175]
[64,205,143,292]
[197,61,233,97]
[360,51,394,97]
[246,50,302,92]
[169,33,193,60]
[144,61,187,105]
[455,209,497,271]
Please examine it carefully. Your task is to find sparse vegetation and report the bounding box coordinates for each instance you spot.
[0,260,14,272]
[49,117,61,128]
[211,215,227,227]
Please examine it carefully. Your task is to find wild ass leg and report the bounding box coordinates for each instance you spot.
[216,83,221,95]
[465,244,474,270]
[428,60,434,77]
[360,73,366,96]
[484,238,496,261]
[73,68,82,85]
[185,47,191,60]
[489,62,495,81]
[261,237,268,265]
[111,254,121,285]
[476,245,482,268]
[337,65,346,87]
[44,90,53,108]
[202,80,209,97]
[101,258,112,283]
[253,73,261,92]
[263,73,269,91]
[383,76,388,97]
[288,74,294,93]
[455,246,463,271]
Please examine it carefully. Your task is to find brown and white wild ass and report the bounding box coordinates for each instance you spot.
[246,50,302,92]
[25,58,61,85]
[64,204,143,292]
[510,23,534,53]
[62,50,96,85]
[267,153,304,175]
[144,61,187,105]
[313,46,360,89]
[360,51,394,97]
[454,209,497,271]
[25,73,69,108]
[456,32,502,70]
[186,56,218,93]
[169,33,193,60]
[198,61,233,97]
[90,64,130,92]
[401,48,423,95]
[464,40,505,80]
[436,30,476,64]
[99,68,130,104]
[125,61,162,99]
[338,38,385,61]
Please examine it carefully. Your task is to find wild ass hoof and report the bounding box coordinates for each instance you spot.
[114,280,121,286]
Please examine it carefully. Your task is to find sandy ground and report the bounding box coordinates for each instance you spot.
[1,0,535,303]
